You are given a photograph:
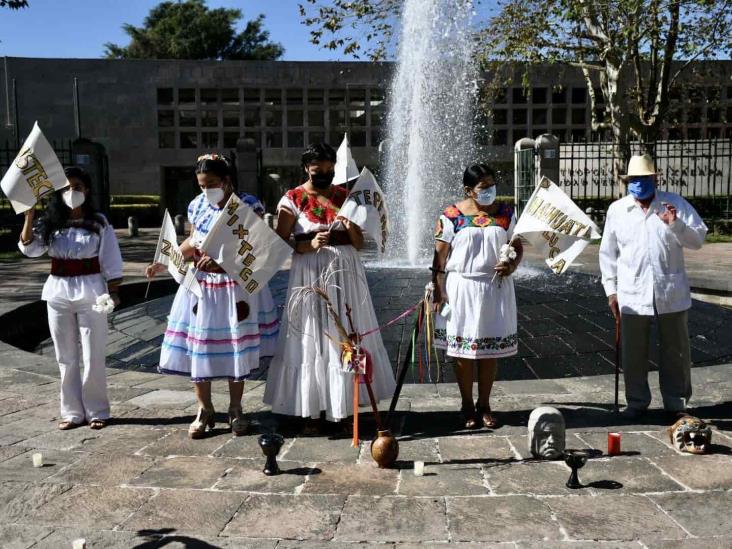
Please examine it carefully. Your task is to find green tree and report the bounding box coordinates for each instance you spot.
[0,1,28,8]
[300,0,732,166]
[105,0,283,60]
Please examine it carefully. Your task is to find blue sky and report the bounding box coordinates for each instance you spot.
[0,0,355,60]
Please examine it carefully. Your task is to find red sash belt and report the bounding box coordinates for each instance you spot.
[294,230,352,246]
[51,257,101,277]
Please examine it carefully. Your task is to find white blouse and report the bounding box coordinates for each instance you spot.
[599,191,707,315]
[18,215,124,304]
[436,204,516,277]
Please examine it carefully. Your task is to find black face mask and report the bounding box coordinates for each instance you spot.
[310,172,335,189]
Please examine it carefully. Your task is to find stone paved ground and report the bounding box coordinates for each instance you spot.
[1,231,731,547]
[0,343,730,547]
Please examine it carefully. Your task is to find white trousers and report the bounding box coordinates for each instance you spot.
[47,300,110,422]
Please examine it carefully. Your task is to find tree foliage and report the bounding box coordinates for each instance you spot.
[0,1,28,8]
[300,0,732,155]
[105,0,284,61]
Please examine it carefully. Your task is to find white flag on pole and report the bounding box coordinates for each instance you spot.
[153,210,202,297]
[197,194,292,295]
[0,122,69,214]
[333,133,359,185]
[513,176,601,274]
[337,167,389,254]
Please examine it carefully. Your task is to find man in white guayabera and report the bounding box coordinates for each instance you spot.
[599,154,708,419]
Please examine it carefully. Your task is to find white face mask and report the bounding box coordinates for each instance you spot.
[475,186,496,206]
[204,187,225,206]
[62,189,86,209]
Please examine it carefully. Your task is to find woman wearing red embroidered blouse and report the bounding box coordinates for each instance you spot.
[264,143,396,433]
[432,164,523,430]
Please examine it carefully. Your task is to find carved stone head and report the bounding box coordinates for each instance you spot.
[668,415,712,454]
[528,406,565,460]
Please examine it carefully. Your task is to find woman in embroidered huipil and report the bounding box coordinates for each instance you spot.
[18,167,123,430]
[432,163,522,430]
[146,154,279,439]
[264,142,396,433]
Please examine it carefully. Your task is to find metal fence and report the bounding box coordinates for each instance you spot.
[557,138,732,218]
[514,146,536,218]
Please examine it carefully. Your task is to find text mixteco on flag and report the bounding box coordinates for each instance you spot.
[338,167,389,254]
[198,194,292,294]
[513,176,602,274]
[0,122,69,214]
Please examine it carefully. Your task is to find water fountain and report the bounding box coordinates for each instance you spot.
[383,0,478,265]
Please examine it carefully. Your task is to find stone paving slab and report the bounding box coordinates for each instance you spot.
[398,464,488,496]
[28,485,154,530]
[546,494,687,541]
[121,489,245,537]
[650,491,732,538]
[129,455,235,490]
[447,495,562,543]
[301,463,399,496]
[336,496,448,543]
[214,458,313,493]
[0,448,85,482]
[222,494,345,540]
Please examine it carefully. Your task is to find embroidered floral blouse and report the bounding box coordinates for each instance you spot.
[435,202,516,277]
[188,191,264,248]
[276,184,349,236]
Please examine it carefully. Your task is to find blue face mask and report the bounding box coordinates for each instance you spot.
[475,186,497,206]
[628,176,655,200]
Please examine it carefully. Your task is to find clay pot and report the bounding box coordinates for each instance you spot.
[370,429,399,468]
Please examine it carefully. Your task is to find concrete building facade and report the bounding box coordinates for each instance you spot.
[2,57,731,214]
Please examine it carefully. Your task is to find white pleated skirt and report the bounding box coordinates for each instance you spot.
[435,271,518,359]
[263,245,396,421]
[158,271,279,381]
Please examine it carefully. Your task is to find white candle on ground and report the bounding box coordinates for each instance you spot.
[32,453,43,468]
[414,461,425,476]
[72,539,87,549]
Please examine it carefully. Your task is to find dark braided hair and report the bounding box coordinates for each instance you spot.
[36,166,105,244]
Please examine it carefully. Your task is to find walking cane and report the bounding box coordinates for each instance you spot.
[614,314,621,414]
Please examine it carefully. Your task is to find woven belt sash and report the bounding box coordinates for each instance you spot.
[50,257,101,277]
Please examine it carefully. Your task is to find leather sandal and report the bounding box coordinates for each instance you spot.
[228,407,249,436]
[188,407,215,439]
[460,404,478,430]
[58,420,83,430]
[476,404,499,429]
[89,418,108,430]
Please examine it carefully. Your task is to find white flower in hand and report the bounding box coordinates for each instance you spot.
[92,293,116,314]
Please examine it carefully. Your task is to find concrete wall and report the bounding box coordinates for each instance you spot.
[1,58,391,196]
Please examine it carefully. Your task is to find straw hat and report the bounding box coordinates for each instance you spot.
[624,154,657,177]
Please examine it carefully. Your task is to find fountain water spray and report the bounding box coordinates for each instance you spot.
[384,0,478,265]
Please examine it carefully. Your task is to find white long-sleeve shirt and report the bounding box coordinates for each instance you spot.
[18,215,123,304]
[599,191,707,316]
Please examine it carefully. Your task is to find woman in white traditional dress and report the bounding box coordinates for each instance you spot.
[18,167,123,430]
[146,154,278,439]
[432,163,522,430]
[263,142,396,433]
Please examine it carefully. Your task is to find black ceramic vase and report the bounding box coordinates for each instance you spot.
[563,449,589,489]
[258,433,285,476]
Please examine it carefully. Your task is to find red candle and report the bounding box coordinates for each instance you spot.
[608,432,621,456]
